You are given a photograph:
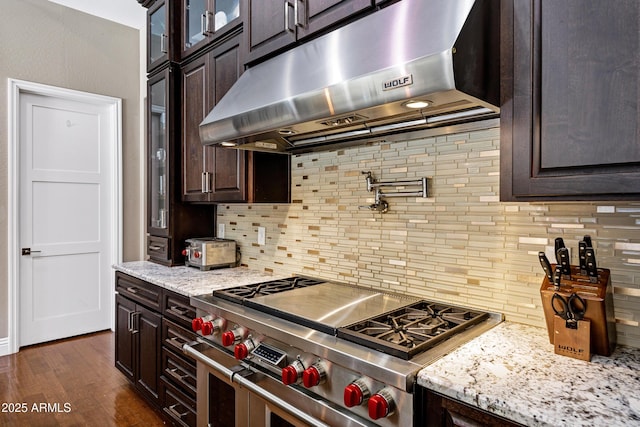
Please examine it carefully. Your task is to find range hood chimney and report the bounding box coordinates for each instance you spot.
[200,0,500,154]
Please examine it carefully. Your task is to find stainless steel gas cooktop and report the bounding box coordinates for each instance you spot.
[189,276,502,426]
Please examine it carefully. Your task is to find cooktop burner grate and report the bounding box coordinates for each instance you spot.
[337,301,490,360]
[213,276,325,304]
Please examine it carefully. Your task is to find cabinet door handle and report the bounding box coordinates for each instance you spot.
[202,171,212,193]
[201,10,212,36]
[284,1,295,33]
[160,33,168,54]
[130,311,140,334]
[295,0,305,28]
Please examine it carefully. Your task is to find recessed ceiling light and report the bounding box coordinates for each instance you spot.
[403,100,431,109]
[220,141,237,147]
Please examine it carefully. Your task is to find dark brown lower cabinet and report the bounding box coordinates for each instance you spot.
[115,293,162,406]
[115,272,197,427]
[419,388,522,427]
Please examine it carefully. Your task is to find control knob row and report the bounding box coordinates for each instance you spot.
[191,316,225,336]
[344,379,396,420]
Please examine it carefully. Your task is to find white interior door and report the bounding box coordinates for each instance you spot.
[18,92,115,347]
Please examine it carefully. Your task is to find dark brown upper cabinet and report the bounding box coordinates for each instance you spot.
[501,0,640,201]
[147,65,216,265]
[243,0,374,65]
[181,33,245,202]
[179,0,242,60]
[181,34,291,203]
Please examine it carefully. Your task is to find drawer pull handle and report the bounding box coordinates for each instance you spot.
[149,244,164,251]
[168,367,188,382]
[126,287,138,294]
[168,336,186,348]
[169,306,189,316]
[168,404,188,419]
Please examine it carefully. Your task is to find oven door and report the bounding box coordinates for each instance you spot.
[184,341,374,427]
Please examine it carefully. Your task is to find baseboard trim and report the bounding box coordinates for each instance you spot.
[0,337,10,356]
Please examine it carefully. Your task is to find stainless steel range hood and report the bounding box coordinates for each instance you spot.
[200,0,500,154]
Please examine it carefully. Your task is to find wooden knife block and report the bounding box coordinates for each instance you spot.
[540,265,616,356]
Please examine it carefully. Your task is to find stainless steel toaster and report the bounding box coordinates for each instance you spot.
[183,238,237,270]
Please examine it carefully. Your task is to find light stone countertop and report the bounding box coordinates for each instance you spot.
[113,261,289,297]
[417,322,640,427]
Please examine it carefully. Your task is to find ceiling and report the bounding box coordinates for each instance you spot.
[47,0,146,29]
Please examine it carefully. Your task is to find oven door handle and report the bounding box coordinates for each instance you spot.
[183,341,331,427]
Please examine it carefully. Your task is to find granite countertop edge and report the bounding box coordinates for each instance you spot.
[113,260,289,297]
[417,322,640,427]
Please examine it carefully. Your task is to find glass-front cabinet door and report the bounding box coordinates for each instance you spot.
[180,0,241,59]
[148,0,169,71]
[148,71,169,235]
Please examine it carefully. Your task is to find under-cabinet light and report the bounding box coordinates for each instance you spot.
[426,107,494,124]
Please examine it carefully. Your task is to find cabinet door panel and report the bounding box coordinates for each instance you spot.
[148,0,170,72]
[501,0,640,200]
[245,0,297,64]
[115,294,135,381]
[147,69,170,235]
[182,56,210,202]
[298,0,373,40]
[539,0,640,169]
[208,34,247,201]
[211,148,246,201]
[136,305,163,404]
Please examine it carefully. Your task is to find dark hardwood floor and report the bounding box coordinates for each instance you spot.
[0,331,166,426]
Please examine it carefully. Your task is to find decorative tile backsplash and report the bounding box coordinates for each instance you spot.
[217,125,640,348]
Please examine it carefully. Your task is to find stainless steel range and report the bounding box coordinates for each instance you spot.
[183,276,502,427]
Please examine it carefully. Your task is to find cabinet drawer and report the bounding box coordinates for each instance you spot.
[161,378,197,427]
[115,272,163,311]
[147,235,170,262]
[163,290,196,330]
[162,318,198,356]
[161,347,196,398]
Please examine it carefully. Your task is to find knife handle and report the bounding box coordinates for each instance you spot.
[538,252,553,281]
[585,248,598,283]
[553,265,562,288]
[583,235,593,248]
[578,241,587,275]
[554,237,566,264]
[557,247,572,278]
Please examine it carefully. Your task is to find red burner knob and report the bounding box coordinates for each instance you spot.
[344,379,370,407]
[302,367,320,387]
[302,363,326,388]
[234,343,249,360]
[194,251,201,259]
[181,249,188,256]
[281,366,299,386]
[281,360,304,386]
[234,338,256,360]
[222,326,246,346]
[368,388,395,420]
[201,321,214,336]
[191,317,204,332]
[221,331,236,346]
